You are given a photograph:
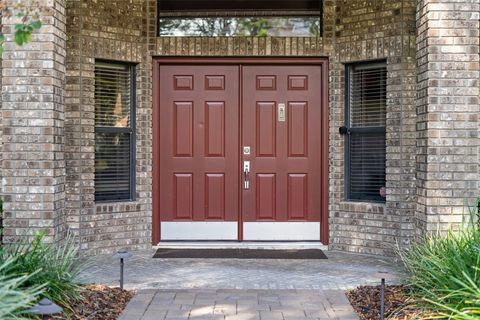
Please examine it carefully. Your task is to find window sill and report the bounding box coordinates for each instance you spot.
[95,200,142,213]
[95,198,136,204]
[337,201,386,214]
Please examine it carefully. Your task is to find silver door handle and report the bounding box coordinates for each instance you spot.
[243,161,250,190]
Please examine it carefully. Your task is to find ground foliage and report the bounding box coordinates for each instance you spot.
[347,285,423,320]
[0,258,44,320]
[45,284,134,320]
[398,210,480,319]
[0,231,86,310]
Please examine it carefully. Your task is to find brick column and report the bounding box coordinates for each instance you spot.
[415,0,480,235]
[1,0,67,242]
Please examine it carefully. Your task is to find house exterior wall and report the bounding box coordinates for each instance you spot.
[329,0,417,254]
[63,0,153,253]
[0,0,478,255]
[415,0,479,235]
[1,0,67,243]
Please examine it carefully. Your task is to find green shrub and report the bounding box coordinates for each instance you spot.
[399,211,480,319]
[0,230,86,309]
[0,257,45,319]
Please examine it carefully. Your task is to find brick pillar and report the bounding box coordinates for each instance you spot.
[1,0,67,242]
[415,0,480,235]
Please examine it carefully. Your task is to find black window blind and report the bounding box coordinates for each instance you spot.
[346,63,386,202]
[94,62,136,202]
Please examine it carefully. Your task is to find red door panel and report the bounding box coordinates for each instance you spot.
[159,66,239,222]
[242,66,322,223]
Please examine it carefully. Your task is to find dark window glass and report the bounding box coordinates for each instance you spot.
[345,62,387,202]
[94,62,136,202]
[158,0,322,37]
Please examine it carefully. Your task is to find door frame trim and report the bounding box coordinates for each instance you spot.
[152,57,329,245]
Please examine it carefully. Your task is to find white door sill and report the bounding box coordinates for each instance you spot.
[155,241,327,251]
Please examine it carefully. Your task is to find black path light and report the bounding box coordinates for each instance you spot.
[380,278,385,320]
[115,248,132,289]
[28,298,63,319]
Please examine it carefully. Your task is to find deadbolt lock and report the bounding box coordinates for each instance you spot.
[243,146,251,155]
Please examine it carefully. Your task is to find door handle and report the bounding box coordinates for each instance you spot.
[243,161,250,190]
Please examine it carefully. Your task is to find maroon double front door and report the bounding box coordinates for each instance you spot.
[154,61,327,242]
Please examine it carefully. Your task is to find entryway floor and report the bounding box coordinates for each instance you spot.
[81,250,403,320]
[81,250,402,290]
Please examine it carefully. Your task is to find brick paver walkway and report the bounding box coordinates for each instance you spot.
[82,250,401,290]
[81,250,402,319]
[119,289,359,320]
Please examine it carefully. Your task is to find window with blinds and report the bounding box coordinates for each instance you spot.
[345,62,387,202]
[94,62,136,202]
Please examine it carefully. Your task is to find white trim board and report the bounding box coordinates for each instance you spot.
[161,222,238,240]
[156,241,327,250]
[160,221,321,241]
[243,222,321,241]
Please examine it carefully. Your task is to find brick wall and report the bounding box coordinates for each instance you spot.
[327,0,417,254]
[65,0,152,254]
[0,15,3,239]
[0,14,3,235]
[3,0,476,255]
[1,0,67,243]
[60,0,418,255]
[415,0,480,235]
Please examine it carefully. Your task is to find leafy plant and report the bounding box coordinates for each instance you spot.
[0,230,87,310]
[0,257,45,320]
[12,17,42,47]
[0,2,43,55]
[399,208,480,319]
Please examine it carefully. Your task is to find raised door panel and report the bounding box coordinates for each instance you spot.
[255,173,276,220]
[288,102,308,157]
[205,173,226,219]
[287,174,308,220]
[174,173,193,219]
[256,102,277,157]
[205,102,225,157]
[174,102,194,157]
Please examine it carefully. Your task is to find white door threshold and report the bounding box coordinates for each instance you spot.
[155,241,328,251]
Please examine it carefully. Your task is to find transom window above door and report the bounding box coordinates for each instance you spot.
[157,0,322,37]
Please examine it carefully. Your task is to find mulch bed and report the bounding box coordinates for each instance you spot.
[346,285,422,320]
[46,284,134,320]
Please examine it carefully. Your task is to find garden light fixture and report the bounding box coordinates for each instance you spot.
[28,298,63,319]
[380,278,385,320]
[115,248,132,289]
